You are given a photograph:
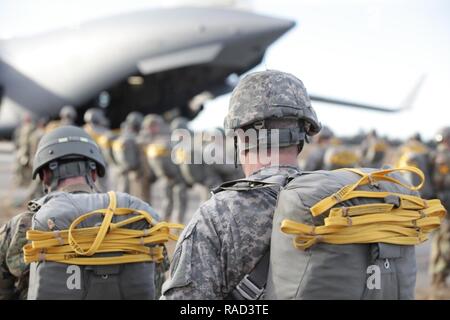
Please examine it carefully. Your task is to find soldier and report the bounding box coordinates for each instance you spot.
[360,129,388,168]
[394,133,433,199]
[112,112,151,202]
[301,125,334,171]
[161,70,320,299]
[13,113,35,187]
[172,121,243,204]
[83,108,112,191]
[0,212,31,299]
[0,125,174,299]
[45,105,77,132]
[83,108,112,148]
[161,70,432,300]
[136,114,161,203]
[145,115,187,223]
[22,118,48,203]
[202,128,245,183]
[322,144,361,170]
[429,127,450,296]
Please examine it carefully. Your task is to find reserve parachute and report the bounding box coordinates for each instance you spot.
[265,166,446,299]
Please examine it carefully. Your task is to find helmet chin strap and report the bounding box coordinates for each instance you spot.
[232,120,307,167]
[43,160,99,193]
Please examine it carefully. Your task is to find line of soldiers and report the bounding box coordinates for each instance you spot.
[1,70,449,300]
[11,106,244,224]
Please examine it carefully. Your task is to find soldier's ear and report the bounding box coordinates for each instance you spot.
[91,170,97,182]
[41,168,52,185]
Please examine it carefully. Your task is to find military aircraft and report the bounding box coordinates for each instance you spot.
[0,6,422,139]
[0,6,296,138]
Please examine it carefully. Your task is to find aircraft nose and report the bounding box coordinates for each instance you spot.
[253,15,296,35]
[229,11,296,38]
[210,10,296,68]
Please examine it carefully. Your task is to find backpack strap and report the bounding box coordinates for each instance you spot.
[27,195,50,213]
[212,170,299,194]
[224,172,298,300]
[226,251,270,300]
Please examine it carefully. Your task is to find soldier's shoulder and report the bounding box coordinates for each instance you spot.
[199,180,275,224]
[114,192,160,220]
[0,211,33,242]
[8,211,33,230]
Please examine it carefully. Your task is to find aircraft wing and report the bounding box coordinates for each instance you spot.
[309,95,407,113]
[309,74,426,113]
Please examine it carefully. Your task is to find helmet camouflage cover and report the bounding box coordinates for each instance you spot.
[224,70,321,136]
[224,70,321,150]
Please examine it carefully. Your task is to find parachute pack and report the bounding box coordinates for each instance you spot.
[264,166,445,299]
[24,191,182,299]
[229,166,446,300]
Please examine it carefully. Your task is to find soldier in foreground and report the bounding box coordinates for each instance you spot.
[161,70,319,299]
[161,70,444,300]
[1,126,177,299]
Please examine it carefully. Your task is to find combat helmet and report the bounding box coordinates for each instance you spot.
[142,114,169,135]
[32,125,106,191]
[224,70,321,150]
[59,105,77,122]
[170,117,190,131]
[317,125,334,140]
[435,127,450,144]
[84,108,106,126]
[125,111,144,132]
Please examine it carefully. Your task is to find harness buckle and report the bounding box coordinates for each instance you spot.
[367,174,379,188]
[235,275,264,300]
[332,193,342,202]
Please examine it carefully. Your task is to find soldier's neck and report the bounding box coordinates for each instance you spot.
[57,176,90,191]
[241,152,299,177]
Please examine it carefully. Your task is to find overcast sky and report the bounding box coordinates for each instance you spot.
[1,0,449,139]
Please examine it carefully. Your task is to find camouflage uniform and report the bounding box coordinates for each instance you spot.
[429,133,450,291]
[162,70,321,299]
[113,122,151,202]
[0,211,33,299]
[23,120,47,202]
[13,117,35,187]
[360,130,388,168]
[201,129,244,187]
[161,165,299,299]
[83,108,113,192]
[146,116,188,223]
[44,105,77,132]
